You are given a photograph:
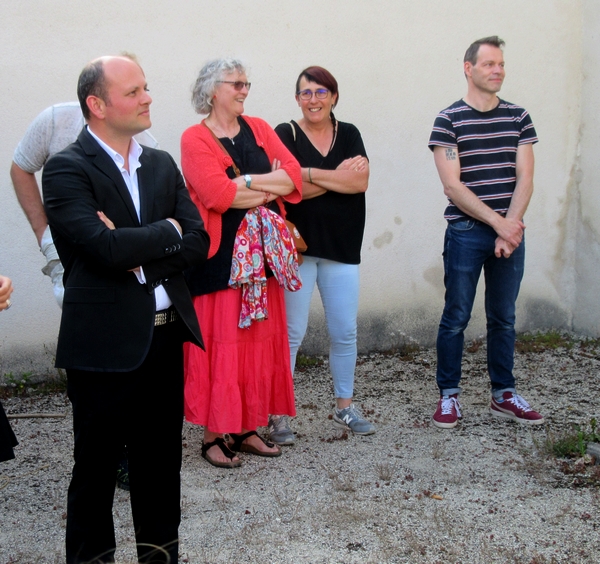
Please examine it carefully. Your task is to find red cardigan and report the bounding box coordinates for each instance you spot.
[181,115,302,258]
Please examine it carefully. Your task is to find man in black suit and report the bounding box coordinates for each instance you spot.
[42,55,209,564]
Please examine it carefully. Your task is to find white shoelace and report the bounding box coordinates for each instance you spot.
[506,393,532,412]
[440,396,461,417]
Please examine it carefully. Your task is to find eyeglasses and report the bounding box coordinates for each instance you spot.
[217,80,251,91]
[296,88,329,101]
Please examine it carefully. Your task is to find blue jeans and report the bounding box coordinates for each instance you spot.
[436,219,524,396]
[285,256,359,399]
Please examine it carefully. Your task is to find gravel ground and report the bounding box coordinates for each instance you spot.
[1,339,600,564]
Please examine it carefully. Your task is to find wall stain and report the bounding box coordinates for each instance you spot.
[553,117,600,336]
[373,230,393,248]
[519,298,569,332]
[552,158,579,327]
[423,264,444,293]
[394,216,402,226]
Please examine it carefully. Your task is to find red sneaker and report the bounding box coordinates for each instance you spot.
[490,392,544,424]
[432,394,462,429]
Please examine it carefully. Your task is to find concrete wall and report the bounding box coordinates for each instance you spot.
[0,0,594,375]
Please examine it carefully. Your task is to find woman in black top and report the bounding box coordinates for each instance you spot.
[273,66,376,441]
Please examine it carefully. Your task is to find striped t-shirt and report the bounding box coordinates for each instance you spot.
[428,99,538,221]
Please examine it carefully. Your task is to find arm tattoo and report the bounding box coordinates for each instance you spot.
[445,148,457,161]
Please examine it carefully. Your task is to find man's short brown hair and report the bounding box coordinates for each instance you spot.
[77,60,108,120]
[464,36,505,65]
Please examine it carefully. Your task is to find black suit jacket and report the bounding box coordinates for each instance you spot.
[42,128,209,371]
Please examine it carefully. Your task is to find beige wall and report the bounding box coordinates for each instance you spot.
[572,0,600,335]
[0,0,594,375]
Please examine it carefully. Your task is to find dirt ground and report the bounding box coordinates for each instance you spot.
[1,336,600,563]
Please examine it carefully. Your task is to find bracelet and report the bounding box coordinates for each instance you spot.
[308,167,313,184]
[263,192,270,205]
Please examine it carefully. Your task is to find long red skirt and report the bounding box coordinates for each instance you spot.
[184,278,296,433]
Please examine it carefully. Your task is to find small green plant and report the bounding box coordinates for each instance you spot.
[516,331,574,353]
[576,426,587,458]
[398,342,420,358]
[1,369,67,399]
[295,354,323,369]
[587,417,599,442]
[3,372,32,395]
[43,367,68,394]
[546,419,600,459]
[543,431,575,459]
[579,337,600,350]
[380,342,420,359]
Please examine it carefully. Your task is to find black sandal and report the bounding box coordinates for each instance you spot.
[201,437,242,468]
[228,431,282,457]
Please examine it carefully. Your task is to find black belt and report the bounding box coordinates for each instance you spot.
[155,307,179,326]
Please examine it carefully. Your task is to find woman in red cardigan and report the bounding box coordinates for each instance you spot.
[181,59,302,468]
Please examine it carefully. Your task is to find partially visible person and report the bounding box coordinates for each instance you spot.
[428,36,543,429]
[0,274,13,311]
[0,399,17,463]
[181,58,302,467]
[11,101,158,308]
[274,66,375,442]
[43,55,209,564]
[0,275,18,463]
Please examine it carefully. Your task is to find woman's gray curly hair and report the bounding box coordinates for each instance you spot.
[191,58,247,115]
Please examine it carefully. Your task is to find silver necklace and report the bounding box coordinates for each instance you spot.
[208,121,239,144]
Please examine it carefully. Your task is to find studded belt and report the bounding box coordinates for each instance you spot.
[155,307,179,326]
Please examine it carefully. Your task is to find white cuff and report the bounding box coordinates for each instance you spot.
[40,225,60,262]
[134,266,147,284]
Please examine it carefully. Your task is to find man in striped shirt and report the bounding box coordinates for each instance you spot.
[428,36,544,429]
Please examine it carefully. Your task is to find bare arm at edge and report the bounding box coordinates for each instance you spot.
[10,162,48,245]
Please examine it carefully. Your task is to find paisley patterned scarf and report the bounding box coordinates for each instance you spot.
[229,206,302,328]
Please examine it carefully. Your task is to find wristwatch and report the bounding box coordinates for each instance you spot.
[244,174,252,189]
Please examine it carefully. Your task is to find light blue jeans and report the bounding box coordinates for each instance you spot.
[285,256,359,399]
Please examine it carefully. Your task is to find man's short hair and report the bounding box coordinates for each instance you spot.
[77,60,108,120]
[464,36,505,65]
[77,55,140,120]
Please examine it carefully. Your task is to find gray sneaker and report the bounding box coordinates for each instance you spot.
[268,415,295,446]
[332,404,376,435]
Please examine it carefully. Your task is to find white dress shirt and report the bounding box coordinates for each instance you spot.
[87,126,177,311]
